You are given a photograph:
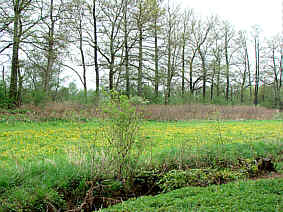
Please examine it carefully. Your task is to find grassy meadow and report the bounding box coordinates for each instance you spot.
[0,104,283,211]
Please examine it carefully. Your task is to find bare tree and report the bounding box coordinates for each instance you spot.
[96,0,124,91]
[180,9,192,97]
[187,15,211,97]
[92,0,99,96]
[223,21,236,102]
[164,2,181,104]
[132,0,156,96]
[265,35,282,106]
[195,18,212,101]
[210,17,224,101]
[151,0,164,98]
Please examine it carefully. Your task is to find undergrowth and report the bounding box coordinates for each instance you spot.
[101,178,283,212]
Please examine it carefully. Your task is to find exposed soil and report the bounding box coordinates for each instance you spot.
[251,172,283,180]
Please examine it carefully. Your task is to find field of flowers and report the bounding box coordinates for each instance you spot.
[1,120,283,211]
[1,120,283,165]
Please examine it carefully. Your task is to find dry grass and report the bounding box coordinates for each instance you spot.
[19,102,99,121]
[139,104,278,121]
[6,102,278,121]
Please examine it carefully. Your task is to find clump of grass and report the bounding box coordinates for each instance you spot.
[0,157,89,211]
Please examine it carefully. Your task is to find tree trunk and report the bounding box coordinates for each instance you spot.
[280,55,283,89]
[225,33,229,102]
[245,46,252,100]
[109,31,115,91]
[240,49,247,103]
[189,51,196,95]
[124,0,130,97]
[17,68,23,106]
[165,46,171,105]
[45,0,55,95]
[272,45,280,106]
[109,59,114,91]
[79,15,87,104]
[216,58,221,97]
[210,62,216,101]
[165,11,172,105]
[9,0,20,107]
[230,85,233,102]
[202,66,206,101]
[198,49,206,101]
[254,39,259,106]
[181,37,185,97]
[93,0,99,96]
[137,24,143,97]
[181,19,187,97]
[154,17,159,98]
[2,66,6,97]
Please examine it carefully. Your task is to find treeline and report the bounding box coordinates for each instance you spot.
[0,0,282,108]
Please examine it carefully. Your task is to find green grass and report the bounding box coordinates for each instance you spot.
[0,120,283,210]
[101,178,283,212]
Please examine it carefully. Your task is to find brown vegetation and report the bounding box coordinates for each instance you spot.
[18,102,99,121]
[140,104,278,121]
[0,102,279,121]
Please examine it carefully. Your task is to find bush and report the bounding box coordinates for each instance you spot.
[157,169,246,192]
[98,91,144,179]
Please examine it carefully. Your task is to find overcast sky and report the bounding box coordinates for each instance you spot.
[176,0,282,37]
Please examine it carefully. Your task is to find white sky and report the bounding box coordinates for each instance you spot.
[177,0,282,37]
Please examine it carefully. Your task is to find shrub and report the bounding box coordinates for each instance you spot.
[158,169,246,192]
[98,91,144,179]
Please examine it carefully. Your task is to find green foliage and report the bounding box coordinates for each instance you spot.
[130,96,149,105]
[1,185,65,211]
[98,91,144,179]
[0,158,89,211]
[31,89,49,106]
[273,112,283,120]
[68,82,79,96]
[151,139,282,171]
[158,169,247,192]
[0,82,11,109]
[101,178,283,212]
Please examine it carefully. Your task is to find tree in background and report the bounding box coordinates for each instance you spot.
[264,35,282,107]
[1,0,43,107]
[0,0,282,108]
[223,21,236,102]
[97,0,124,92]
[252,25,261,106]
